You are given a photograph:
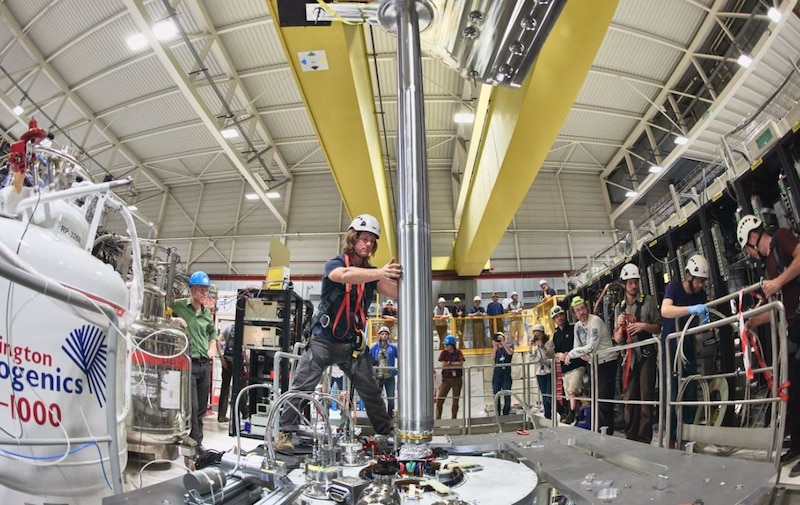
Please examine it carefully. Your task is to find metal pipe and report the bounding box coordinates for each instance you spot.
[394,0,434,446]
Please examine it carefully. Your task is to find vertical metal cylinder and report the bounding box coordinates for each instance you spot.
[394,0,434,443]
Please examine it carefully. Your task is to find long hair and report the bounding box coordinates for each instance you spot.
[341,229,378,257]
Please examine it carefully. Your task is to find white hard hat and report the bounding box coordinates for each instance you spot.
[539,279,547,286]
[348,214,380,238]
[437,297,446,303]
[550,305,564,319]
[386,300,394,305]
[511,291,518,297]
[620,263,640,281]
[378,326,391,334]
[685,254,709,278]
[473,295,481,302]
[736,214,762,250]
[532,323,545,333]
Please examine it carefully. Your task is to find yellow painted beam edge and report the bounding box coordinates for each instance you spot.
[266,2,395,262]
[454,0,619,275]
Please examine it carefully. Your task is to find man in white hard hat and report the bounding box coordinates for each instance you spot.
[614,263,661,444]
[738,214,800,474]
[468,295,487,347]
[507,292,525,345]
[450,297,467,347]
[660,254,709,449]
[277,214,401,452]
[540,279,556,300]
[369,326,398,417]
[433,297,452,344]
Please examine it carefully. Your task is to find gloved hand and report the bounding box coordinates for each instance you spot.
[688,304,709,324]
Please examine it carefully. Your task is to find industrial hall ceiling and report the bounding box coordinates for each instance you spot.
[0,0,799,277]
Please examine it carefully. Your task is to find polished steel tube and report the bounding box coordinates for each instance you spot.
[394,0,434,443]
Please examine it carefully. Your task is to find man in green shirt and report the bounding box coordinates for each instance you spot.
[171,271,217,452]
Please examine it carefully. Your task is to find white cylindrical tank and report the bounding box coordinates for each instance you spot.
[0,215,129,504]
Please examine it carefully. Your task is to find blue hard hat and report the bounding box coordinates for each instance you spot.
[188,271,211,287]
[443,335,457,346]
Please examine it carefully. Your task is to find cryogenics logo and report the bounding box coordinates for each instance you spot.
[62,325,108,408]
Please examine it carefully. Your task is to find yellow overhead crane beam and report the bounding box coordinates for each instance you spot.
[453,0,618,275]
[267,1,395,264]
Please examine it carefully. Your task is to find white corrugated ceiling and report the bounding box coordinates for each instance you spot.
[0,0,798,277]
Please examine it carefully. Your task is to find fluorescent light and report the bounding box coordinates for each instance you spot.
[153,19,178,40]
[126,33,148,50]
[737,53,753,68]
[648,165,662,174]
[453,111,475,124]
[266,191,280,199]
[767,7,781,22]
[12,105,23,116]
[245,193,259,200]
[127,205,138,211]
[625,191,639,198]
[674,135,689,145]
[220,128,239,139]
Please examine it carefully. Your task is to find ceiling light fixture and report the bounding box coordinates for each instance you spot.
[12,105,23,116]
[674,135,689,145]
[127,205,138,211]
[245,193,259,201]
[648,165,663,173]
[220,128,239,139]
[737,53,753,68]
[126,33,148,51]
[453,111,475,124]
[266,191,281,199]
[767,7,781,23]
[153,19,178,41]
[625,191,639,198]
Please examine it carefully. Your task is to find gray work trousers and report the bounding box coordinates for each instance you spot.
[279,335,393,435]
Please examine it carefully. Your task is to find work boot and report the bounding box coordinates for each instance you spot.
[275,431,294,453]
[781,448,800,465]
[790,460,800,478]
[563,410,576,425]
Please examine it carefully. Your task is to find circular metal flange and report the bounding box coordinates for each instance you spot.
[377,0,435,34]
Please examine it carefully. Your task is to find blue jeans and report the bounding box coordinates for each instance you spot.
[377,376,396,417]
[536,374,553,419]
[492,371,512,415]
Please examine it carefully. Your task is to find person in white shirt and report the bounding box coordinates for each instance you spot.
[564,296,618,435]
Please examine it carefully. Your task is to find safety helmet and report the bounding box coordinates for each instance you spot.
[378,326,391,335]
[570,296,586,308]
[620,263,641,281]
[437,297,446,303]
[539,279,547,286]
[473,295,481,302]
[550,305,564,319]
[532,323,545,333]
[188,271,211,287]
[685,255,709,278]
[453,297,461,303]
[736,214,762,250]
[511,291,518,297]
[386,300,394,305]
[443,335,457,346]
[349,214,381,239]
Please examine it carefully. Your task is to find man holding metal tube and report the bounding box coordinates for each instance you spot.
[275,215,401,452]
[738,214,800,475]
[613,264,661,444]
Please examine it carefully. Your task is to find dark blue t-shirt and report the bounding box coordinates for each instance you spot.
[660,280,707,354]
[486,301,504,316]
[313,253,377,340]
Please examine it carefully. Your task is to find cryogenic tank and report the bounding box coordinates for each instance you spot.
[0,215,129,502]
[126,285,191,458]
